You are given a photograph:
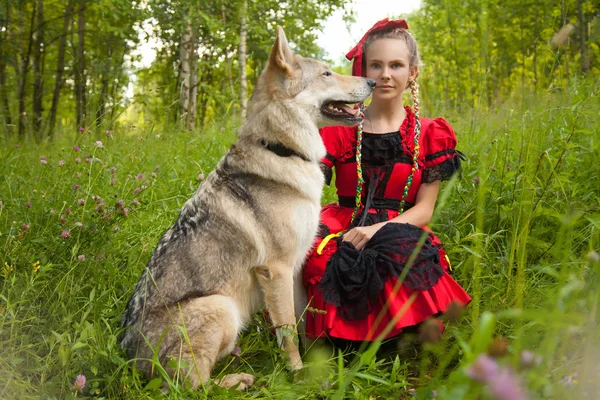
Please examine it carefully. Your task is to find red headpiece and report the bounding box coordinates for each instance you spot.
[345,18,409,77]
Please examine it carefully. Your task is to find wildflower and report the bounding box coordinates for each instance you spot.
[152,172,157,179]
[25,201,31,208]
[77,199,85,206]
[519,350,542,370]
[50,209,55,215]
[32,260,41,273]
[86,157,93,163]
[105,130,111,137]
[586,251,600,263]
[40,156,47,164]
[72,374,86,391]
[78,254,86,261]
[419,318,443,343]
[155,165,160,170]
[132,198,140,206]
[473,176,481,185]
[75,221,83,227]
[466,354,499,383]
[122,207,129,216]
[116,200,124,209]
[487,367,528,400]
[21,223,30,232]
[59,216,66,224]
[73,145,80,152]
[136,173,144,180]
[75,157,81,164]
[488,337,509,358]
[560,373,578,387]
[95,141,103,148]
[58,160,65,166]
[111,167,117,174]
[198,173,205,181]
[113,226,120,232]
[64,208,71,215]
[61,229,71,239]
[110,179,115,185]
[441,300,465,323]
[72,184,79,191]
[78,127,85,133]
[133,187,141,195]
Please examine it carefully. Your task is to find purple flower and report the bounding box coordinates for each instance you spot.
[122,207,129,216]
[95,141,103,148]
[77,254,85,261]
[40,156,47,165]
[132,198,140,206]
[519,350,542,369]
[21,223,30,232]
[72,374,86,391]
[473,176,481,185]
[136,173,144,180]
[61,229,71,239]
[155,165,160,171]
[133,187,141,195]
[75,221,83,227]
[77,199,85,206]
[86,157,93,163]
[198,173,205,181]
[487,367,528,400]
[73,145,80,152]
[64,208,71,215]
[105,130,111,137]
[587,251,600,263]
[58,160,65,166]
[59,216,66,224]
[72,184,80,191]
[152,172,157,179]
[466,354,499,383]
[75,157,81,164]
[78,127,85,133]
[110,179,115,185]
[25,201,31,208]
[111,167,117,174]
[116,200,124,209]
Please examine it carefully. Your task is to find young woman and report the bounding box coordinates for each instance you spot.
[302,19,471,342]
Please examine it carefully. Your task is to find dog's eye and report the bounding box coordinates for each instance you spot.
[322,71,332,77]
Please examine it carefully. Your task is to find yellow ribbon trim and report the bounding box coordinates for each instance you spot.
[316,231,345,255]
[445,254,452,271]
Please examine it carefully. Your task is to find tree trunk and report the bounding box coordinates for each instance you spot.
[47,0,74,139]
[96,47,111,128]
[178,19,192,128]
[32,0,44,140]
[0,1,13,134]
[239,0,248,121]
[18,1,36,138]
[74,1,86,127]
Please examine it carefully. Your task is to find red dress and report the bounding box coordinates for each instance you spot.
[303,107,471,341]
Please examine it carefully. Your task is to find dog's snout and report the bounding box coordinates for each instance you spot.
[366,79,376,89]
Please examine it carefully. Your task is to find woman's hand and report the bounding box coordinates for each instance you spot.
[342,223,385,250]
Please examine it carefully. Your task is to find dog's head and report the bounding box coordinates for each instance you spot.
[250,27,375,128]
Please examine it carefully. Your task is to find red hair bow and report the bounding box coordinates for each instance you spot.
[345,18,409,77]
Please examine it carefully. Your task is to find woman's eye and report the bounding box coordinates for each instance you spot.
[323,71,332,76]
[392,63,403,68]
[370,64,380,69]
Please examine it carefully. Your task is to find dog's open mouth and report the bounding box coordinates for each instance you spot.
[321,101,362,122]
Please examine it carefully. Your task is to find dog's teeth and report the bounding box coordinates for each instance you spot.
[327,104,334,110]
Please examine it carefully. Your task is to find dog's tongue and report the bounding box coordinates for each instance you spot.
[339,104,360,116]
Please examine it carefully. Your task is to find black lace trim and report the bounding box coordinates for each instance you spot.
[318,223,444,321]
[342,132,413,165]
[422,151,464,183]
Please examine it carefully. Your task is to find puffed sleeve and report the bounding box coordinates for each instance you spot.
[319,126,349,185]
[421,118,464,183]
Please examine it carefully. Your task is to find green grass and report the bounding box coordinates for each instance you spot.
[1,79,599,399]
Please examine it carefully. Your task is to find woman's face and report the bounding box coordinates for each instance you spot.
[364,38,418,102]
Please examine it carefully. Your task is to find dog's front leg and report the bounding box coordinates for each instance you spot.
[255,263,303,371]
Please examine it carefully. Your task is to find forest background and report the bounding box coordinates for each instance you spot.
[0,0,599,399]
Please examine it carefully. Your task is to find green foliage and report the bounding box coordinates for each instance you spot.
[1,78,599,398]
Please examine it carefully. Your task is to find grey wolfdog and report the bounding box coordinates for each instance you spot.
[120,27,375,390]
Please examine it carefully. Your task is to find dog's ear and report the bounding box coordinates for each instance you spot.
[268,26,295,76]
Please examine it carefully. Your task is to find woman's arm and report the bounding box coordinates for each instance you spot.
[342,181,441,250]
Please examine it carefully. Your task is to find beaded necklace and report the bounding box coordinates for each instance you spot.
[351,98,421,224]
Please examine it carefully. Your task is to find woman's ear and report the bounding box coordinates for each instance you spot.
[409,66,419,81]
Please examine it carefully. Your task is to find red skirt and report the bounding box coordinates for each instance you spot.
[303,203,471,341]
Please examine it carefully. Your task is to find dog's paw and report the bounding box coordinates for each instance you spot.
[215,373,255,391]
